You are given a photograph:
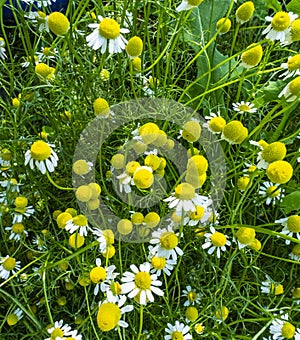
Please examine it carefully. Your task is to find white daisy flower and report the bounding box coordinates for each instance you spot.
[12,205,35,224]
[86,15,129,53]
[202,226,231,258]
[289,243,300,261]
[45,320,72,340]
[164,182,208,217]
[269,312,300,340]
[165,321,192,340]
[0,178,21,193]
[0,255,21,280]
[6,308,23,326]
[275,215,300,245]
[149,226,183,261]
[0,38,7,60]
[261,275,284,295]
[148,246,177,277]
[202,111,226,134]
[24,140,58,174]
[20,54,40,68]
[259,181,284,205]
[280,55,300,80]
[56,329,82,340]
[116,172,132,193]
[279,76,300,102]
[182,285,201,306]
[121,262,164,305]
[26,11,49,33]
[5,223,28,241]
[65,214,90,237]
[262,12,298,43]
[92,228,114,253]
[232,101,257,114]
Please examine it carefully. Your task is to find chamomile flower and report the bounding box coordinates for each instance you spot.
[148,247,177,276]
[186,202,213,227]
[280,54,300,80]
[12,196,35,223]
[0,255,21,280]
[259,181,284,205]
[263,12,298,42]
[5,223,28,241]
[65,214,90,237]
[6,308,23,326]
[56,329,82,340]
[279,75,300,102]
[86,15,129,53]
[0,38,7,60]
[36,46,58,62]
[281,18,300,46]
[92,228,114,253]
[96,295,133,332]
[182,285,201,306]
[45,320,72,340]
[106,281,123,302]
[202,226,231,258]
[203,111,226,134]
[89,258,118,296]
[164,182,208,217]
[121,262,164,305]
[20,55,40,68]
[165,321,192,340]
[149,226,183,261]
[176,0,204,12]
[232,101,257,114]
[1,178,21,193]
[269,313,300,340]
[234,226,256,249]
[261,276,284,295]
[275,215,300,245]
[290,244,300,261]
[116,172,132,193]
[26,11,49,32]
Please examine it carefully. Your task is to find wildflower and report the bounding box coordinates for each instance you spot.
[235,227,256,249]
[280,54,300,79]
[165,321,192,340]
[216,18,232,34]
[236,1,255,24]
[36,46,57,62]
[181,120,201,142]
[121,262,164,305]
[203,111,226,133]
[0,255,21,280]
[131,212,144,225]
[126,36,143,58]
[237,176,251,191]
[73,159,93,176]
[13,196,35,223]
[164,182,207,216]
[292,287,300,304]
[25,140,58,174]
[65,214,90,237]
[263,11,298,42]
[106,281,123,301]
[47,12,70,36]
[58,329,82,339]
[137,122,160,144]
[26,11,49,32]
[68,234,85,249]
[116,172,132,193]
[75,185,92,202]
[0,37,7,60]
[89,258,118,295]
[117,219,133,235]
[290,244,300,261]
[232,101,257,114]
[7,308,23,326]
[282,18,300,45]
[182,285,201,306]
[261,276,284,295]
[148,247,177,276]
[187,155,208,176]
[266,160,293,184]
[269,313,300,340]
[132,166,154,189]
[144,212,160,228]
[279,75,300,102]
[254,141,287,169]
[5,223,28,241]
[215,306,229,323]
[176,0,204,12]
[45,320,72,340]
[93,228,114,253]
[259,181,284,205]
[111,154,125,170]
[276,215,300,245]
[86,15,129,53]
[149,226,183,261]
[100,68,110,81]
[241,43,263,69]
[97,295,133,331]
[132,57,142,71]
[221,120,248,144]
[93,97,110,117]
[195,323,205,334]
[185,306,198,322]
[202,226,231,258]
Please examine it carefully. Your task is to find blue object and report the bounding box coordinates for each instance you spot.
[2,0,69,24]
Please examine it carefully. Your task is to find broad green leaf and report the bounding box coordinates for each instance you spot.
[287,0,300,16]
[280,191,300,214]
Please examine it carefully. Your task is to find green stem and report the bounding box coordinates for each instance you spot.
[137,304,144,340]
[46,171,74,191]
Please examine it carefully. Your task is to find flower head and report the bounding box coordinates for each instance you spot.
[280,54,300,79]
[203,111,226,133]
[65,214,90,237]
[276,215,300,245]
[176,0,204,12]
[86,16,129,53]
[290,243,300,261]
[279,75,300,102]
[165,321,192,340]
[236,1,255,24]
[232,101,257,114]
[221,120,248,144]
[6,308,23,326]
[202,227,231,258]
[261,276,284,295]
[48,12,70,36]
[266,160,293,184]
[216,18,232,34]
[181,120,201,142]
[5,223,28,241]
[259,181,284,205]
[182,285,201,306]
[0,37,7,60]
[45,320,72,340]
[241,44,263,69]
[269,313,299,340]
[126,36,143,58]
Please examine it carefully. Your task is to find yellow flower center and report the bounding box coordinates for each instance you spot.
[266,160,293,184]
[242,44,263,67]
[292,244,300,256]
[188,155,208,176]
[12,223,25,234]
[185,306,199,321]
[111,154,125,169]
[131,212,144,225]
[287,54,300,71]
[138,122,160,144]
[171,331,184,340]
[134,272,152,290]
[97,303,121,331]
[266,185,280,198]
[292,287,300,298]
[187,291,197,302]
[211,232,227,247]
[236,227,256,244]
[216,18,232,34]
[195,323,204,334]
[14,196,28,208]
[133,168,154,189]
[216,306,229,320]
[100,68,110,81]
[222,120,248,144]
[103,229,115,245]
[7,313,19,326]
[271,12,290,31]
[270,283,284,295]
[160,231,179,250]
[144,212,160,228]
[30,140,51,161]
[132,57,142,72]
[90,266,106,283]
[187,0,203,6]
[237,176,250,191]
[291,19,300,41]
[50,328,64,339]
[287,215,300,232]
[48,12,70,36]
[289,76,300,97]
[56,212,73,229]
[3,257,16,271]
[99,18,120,39]
[175,182,195,200]
[117,219,133,235]
[93,98,110,116]
[35,63,51,77]
[151,256,166,270]
[72,214,88,227]
[182,121,201,142]
[110,281,122,295]
[75,185,92,202]
[126,36,143,57]
[281,322,295,339]
[73,159,91,175]
[68,234,85,249]
[144,154,161,170]
[209,116,226,132]
[236,1,255,23]
[190,205,205,220]
[261,142,286,163]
